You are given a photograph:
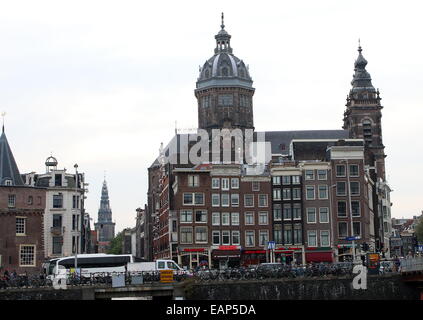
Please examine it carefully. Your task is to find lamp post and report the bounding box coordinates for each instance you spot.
[342,159,356,262]
[74,163,78,272]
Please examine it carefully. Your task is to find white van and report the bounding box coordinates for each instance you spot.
[127,259,191,275]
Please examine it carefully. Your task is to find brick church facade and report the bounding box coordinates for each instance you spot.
[146,15,392,267]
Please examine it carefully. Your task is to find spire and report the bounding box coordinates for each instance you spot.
[0,128,24,186]
[215,12,232,54]
[98,178,112,223]
[351,41,375,92]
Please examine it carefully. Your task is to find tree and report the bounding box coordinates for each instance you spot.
[107,231,123,254]
[416,218,423,244]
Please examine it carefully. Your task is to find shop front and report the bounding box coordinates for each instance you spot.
[211,245,241,269]
[177,247,211,269]
[274,246,305,265]
[305,247,333,263]
[241,250,267,267]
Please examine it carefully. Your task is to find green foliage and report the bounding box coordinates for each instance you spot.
[107,231,124,254]
[416,218,423,244]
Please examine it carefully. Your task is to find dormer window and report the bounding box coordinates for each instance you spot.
[54,174,62,187]
[4,179,12,186]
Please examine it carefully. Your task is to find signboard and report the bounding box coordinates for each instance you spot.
[267,241,276,250]
[346,236,361,241]
[367,253,380,275]
[160,270,174,283]
[218,245,240,250]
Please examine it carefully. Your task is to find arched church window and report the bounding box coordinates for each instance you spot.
[222,67,228,76]
[205,69,210,78]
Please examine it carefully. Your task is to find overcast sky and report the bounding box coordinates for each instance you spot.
[1,0,422,233]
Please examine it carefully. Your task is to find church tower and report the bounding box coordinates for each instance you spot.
[343,43,386,180]
[94,179,116,251]
[195,14,255,133]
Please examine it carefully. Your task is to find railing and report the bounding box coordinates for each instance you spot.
[0,271,189,290]
[400,257,423,273]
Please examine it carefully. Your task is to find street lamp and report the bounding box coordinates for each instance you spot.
[327,177,337,261]
[74,163,78,272]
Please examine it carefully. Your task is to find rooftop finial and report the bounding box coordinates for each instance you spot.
[1,112,6,133]
[221,12,225,30]
[358,38,362,53]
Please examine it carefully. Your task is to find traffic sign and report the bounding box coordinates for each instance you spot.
[267,241,275,250]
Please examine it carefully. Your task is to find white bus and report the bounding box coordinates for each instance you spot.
[44,253,144,279]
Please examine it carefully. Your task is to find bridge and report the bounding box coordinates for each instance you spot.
[1,259,423,300]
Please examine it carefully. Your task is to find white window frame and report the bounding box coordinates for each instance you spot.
[305,170,315,180]
[195,210,207,223]
[245,230,255,247]
[195,227,208,244]
[317,170,327,180]
[336,165,346,177]
[252,181,260,191]
[231,193,239,207]
[231,212,240,226]
[259,230,269,247]
[306,207,317,224]
[221,193,230,207]
[273,188,281,200]
[258,212,268,225]
[221,178,230,191]
[319,207,330,223]
[16,217,26,236]
[231,178,239,189]
[292,175,301,184]
[232,231,240,245]
[180,227,193,244]
[188,175,199,187]
[212,230,220,245]
[258,194,268,207]
[307,231,317,247]
[221,212,230,226]
[212,194,220,207]
[222,230,231,245]
[244,194,254,207]
[350,181,360,196]
[19,245,36,267]
[318,185,328,200]
[305,186,315,200]
[212,212,220,226]
[336,182,347,196]
[272,176,281,185]
[245,212,255,225]
[180,210,193,223]
[320,230,330,247]
[292,188,301,200]
[212,178,220,189]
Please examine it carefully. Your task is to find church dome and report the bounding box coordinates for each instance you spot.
[196,14,253,90]
[45,155,58,167]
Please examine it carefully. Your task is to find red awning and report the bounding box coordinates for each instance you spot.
[305,252,333,263]
[243,250,266,254]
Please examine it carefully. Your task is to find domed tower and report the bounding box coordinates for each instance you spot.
[195,13,255,133]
